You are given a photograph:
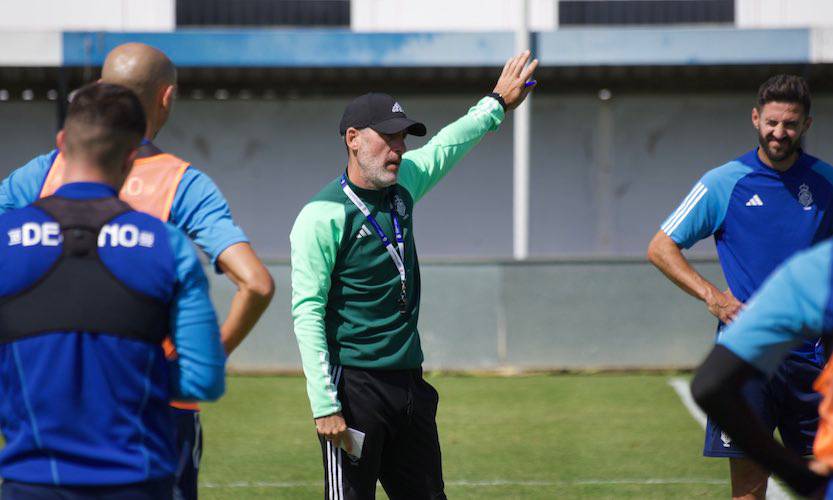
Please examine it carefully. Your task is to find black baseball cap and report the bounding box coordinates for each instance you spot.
[339,93,427,137]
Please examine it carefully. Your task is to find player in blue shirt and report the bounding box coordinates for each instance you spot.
[691,240,833,498]
[0,43,274,500]
[647,74,833,498]
[0,83,226,499]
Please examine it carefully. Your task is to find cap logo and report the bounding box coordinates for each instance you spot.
[391,102,404,113]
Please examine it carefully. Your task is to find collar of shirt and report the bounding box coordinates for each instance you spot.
[744,147,810,176]
[342,171,390,204]
[54,182,118,200]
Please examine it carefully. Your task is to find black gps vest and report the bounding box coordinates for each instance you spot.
[0,196,170,344]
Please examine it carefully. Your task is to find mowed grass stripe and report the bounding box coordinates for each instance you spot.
[202,477,727,488]
[198,374,727,499]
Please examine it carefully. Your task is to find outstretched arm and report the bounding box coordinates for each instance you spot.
[397,50,538,202]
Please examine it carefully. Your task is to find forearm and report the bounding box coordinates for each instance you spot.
[216,242,275,354]
[293,302,341,417]
[647,230,720,303]
[220,286,273,354]
[399,96,504,202]
[692,346,826,495]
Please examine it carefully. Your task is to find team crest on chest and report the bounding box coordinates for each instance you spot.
[393,194,408,219]
[798,183,814,211]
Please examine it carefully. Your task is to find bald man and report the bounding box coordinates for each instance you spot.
[0,43,274,500]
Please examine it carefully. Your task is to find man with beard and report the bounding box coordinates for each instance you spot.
[290,51,536,499]
[647,74,833,499]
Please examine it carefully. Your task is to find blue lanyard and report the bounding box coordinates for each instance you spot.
[340,174,408,313]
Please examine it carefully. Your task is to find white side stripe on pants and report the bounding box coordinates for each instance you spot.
[326,440,344,500]
[327,365,344,499]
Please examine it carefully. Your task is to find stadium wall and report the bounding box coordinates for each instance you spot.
[213,260,727,372]
[7,93,833,260]
[3,92,829,370]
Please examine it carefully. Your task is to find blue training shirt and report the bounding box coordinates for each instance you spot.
[0,143,248,267]
[0,183,226,486]
[719,238,833,376]
[661,148,833,360]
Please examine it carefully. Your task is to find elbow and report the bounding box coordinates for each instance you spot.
[186,370,226,402]
[243,267,275,304]
[174,363,227,402]
[646,232,664,266]
[202,375,226,401]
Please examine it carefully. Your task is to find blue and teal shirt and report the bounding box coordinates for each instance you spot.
[661,148,833,362]
[719,238,833,375]
[0,183,226,486]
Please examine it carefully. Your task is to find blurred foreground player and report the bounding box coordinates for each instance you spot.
[290,50,537,499]
[0,43,274,499]
[0,83,225,499]
[691,238,833,498]
[647,75,833,499]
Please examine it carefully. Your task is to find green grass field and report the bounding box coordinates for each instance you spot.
[199,373,731,499]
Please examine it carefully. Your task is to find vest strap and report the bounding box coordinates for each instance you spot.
[0,196,170,345]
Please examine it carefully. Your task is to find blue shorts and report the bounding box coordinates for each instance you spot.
[704,352,822,458]
[172,408,202,500]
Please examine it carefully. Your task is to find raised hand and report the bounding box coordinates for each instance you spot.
[492,50,539,112]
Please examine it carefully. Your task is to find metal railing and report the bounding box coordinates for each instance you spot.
[559,0,734,26]
[176,0,350,27]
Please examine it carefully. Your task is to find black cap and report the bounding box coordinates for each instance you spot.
[339,93,427,137]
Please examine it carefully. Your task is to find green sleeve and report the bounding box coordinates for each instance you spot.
[398,96,505,202]
[290,200,345,418]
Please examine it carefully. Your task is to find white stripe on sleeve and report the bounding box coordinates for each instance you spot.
[661,183,708,237]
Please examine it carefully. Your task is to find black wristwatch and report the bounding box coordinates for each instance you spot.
[487,92,507,111]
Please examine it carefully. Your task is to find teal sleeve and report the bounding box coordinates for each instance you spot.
[166,224,226,401]
[0,151,56,213]
[718,240,832,375]
[397,96,505,203]
[169,168,249,268]
[290,200,345,418]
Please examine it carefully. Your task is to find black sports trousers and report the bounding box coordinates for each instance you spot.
[319,366,447,500]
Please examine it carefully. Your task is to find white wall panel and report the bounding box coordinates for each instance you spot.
[0,32,60,66]
[737,0,833,28]
[351,0,557,32]
[0,0,174,32]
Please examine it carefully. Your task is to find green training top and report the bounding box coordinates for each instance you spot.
[290,96,505,418]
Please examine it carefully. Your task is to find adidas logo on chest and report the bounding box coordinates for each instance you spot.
[744,183,815,211]
[745,194,764,207]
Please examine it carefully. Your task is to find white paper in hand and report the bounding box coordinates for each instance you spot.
[341,428,365,459]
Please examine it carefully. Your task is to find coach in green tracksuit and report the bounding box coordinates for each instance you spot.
[290,50,538,500]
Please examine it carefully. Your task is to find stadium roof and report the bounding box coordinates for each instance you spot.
[2,27,833,97]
